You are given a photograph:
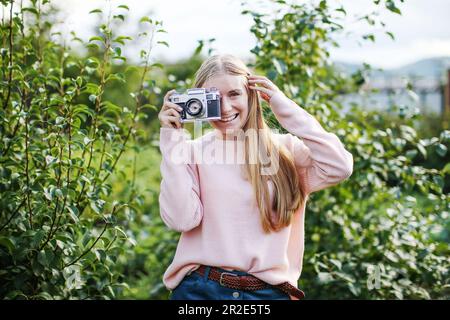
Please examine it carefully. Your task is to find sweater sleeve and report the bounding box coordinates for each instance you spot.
[269,92,353,194]
[158,127,203,232]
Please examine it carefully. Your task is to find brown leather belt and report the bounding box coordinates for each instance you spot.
[194,265,305,300]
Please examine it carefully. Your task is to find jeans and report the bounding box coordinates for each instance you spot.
[169,266,291,300]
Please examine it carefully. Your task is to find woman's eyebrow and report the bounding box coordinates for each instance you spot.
[227,89,242,94]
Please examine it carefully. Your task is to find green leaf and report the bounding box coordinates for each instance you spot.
[151,63,164,69]
[45,155,58,166]
[83,136,94,146]
[75,76,83,87]
[405,149,417,160]
[73,104,95,117]
[43,186,53,201]
[363,34,375,42]
[157,41,169,47]
[194,41,204,55]
[89,9,102,14]
[319,0,326,10]
[114,226,127,239]
[329,259,342,270]
[67,205,79,223]
[88,94,97,103]
[386,1,402,15]
[384,250,399,262]
[86,57,100,68]
[348,283,361,296]
[393,289,403,299]
[94,249,106,262]
[89,36,104,43]
[317,272,333,284]
[113,36,132,45]
[272,58,287,75]
[106,73,125,83]
[38,249,54,268]
[335,6,346,15]
[140,16,153,24]
[85,43,100,50]
[417,143,427,159]
[385,31,395,40]
[35,292,53,300]
[22,7,39,15]
[442,162,450,174]
[436,143,447,157]
[113,14,125,21]
[433,175,444,190]
[31,230,45,248]
[127,237,137,246]
[90,199,106,214]
[101,101,122,116]
[0,237,16,254]
[84,82,99,94]
[118,5,129,10]
[440,130,450,142]
[82,231,92,247]
[334,272,354,283]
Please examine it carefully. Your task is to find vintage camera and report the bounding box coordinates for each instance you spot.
[168,87,221,122]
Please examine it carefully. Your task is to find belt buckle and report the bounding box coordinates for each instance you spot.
[219,272,238,287]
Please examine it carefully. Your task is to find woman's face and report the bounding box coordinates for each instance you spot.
[203,74,249,138]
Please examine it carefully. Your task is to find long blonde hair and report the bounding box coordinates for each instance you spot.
[193,54,305,233]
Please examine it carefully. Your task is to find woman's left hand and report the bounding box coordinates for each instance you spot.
[247,75,283,103]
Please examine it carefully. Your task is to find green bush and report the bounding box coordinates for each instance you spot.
[243,0,449,299]
[0,0,165,299]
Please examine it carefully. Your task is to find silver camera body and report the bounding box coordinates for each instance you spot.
[169,87,221,123]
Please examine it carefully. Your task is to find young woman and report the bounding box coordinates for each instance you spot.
[157,54,353,300]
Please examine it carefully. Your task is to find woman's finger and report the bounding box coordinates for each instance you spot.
[248,78,276,90]
[249,85,273,102]
[161,115,181,128]
[249,85,272,96]
[248,75,273,84]
[166,115,182,128]
[165,102,183,112]
[248,74,267,80]
[165,108,181,117]
[161,101,182,113]
[163,89,178,104]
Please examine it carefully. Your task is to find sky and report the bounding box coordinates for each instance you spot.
[31,0,450,69]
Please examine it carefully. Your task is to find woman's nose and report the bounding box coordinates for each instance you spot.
[221,97,233,114]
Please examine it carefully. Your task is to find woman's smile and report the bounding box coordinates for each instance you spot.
[219,113,239,123]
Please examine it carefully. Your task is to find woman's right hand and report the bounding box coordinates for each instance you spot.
[158,89,184,129]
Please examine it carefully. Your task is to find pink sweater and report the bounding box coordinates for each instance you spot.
[158,91,353,298]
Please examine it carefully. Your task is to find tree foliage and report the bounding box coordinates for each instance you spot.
[0,0,165,299]
[242,0,449,299]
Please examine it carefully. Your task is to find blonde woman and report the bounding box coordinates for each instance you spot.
[157,54,353,300]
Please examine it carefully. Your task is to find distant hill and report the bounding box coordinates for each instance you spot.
[333,56,450,79]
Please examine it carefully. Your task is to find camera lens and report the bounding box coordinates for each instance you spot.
[186,99,203,116]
